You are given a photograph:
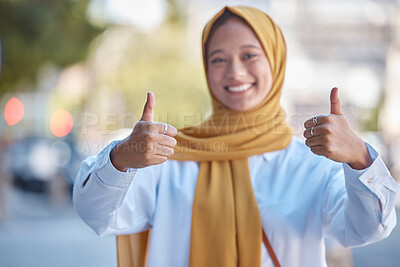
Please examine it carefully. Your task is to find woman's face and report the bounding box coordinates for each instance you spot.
[206,17,273,111]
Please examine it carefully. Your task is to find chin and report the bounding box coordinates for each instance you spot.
[229,103,251,112]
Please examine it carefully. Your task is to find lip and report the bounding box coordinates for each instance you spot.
[224,82,256,94]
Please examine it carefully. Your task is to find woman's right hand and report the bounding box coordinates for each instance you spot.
[110,92,177,171]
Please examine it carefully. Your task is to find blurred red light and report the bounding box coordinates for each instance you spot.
[4,97,24,126]
[50,110,73,137]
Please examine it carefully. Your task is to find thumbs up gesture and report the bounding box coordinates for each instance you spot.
[303,87,373,170]
[111,92,177,171]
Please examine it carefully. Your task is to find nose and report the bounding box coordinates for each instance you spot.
[226,58,246,80]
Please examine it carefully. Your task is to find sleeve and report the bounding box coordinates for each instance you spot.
[73,140,161,237]
[322,143,399,248]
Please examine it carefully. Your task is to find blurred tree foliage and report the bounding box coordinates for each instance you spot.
[83,0,211,130]
[361,91,384,132]
[86,21,210,130]
[0,0,210,135]
[0,0,104,96]
[165,0,186,25]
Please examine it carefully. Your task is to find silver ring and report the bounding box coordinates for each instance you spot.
[311,126,314,137]
[312,116,318,126]
[162,123,168,134]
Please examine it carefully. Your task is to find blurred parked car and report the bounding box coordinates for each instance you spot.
[7,136,84,193]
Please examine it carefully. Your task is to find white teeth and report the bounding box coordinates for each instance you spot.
[227,83,252,92]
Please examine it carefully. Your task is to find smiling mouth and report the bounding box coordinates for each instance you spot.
[224,83,255,93]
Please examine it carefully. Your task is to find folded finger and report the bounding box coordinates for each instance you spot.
[303,125,322,139]
[152,122,177,137]
[155,144,175,157]
[305,136,325,147]
[158,135,177,148]
[304,115,324,128]
[310,145,325,156]
[149,155,168,165]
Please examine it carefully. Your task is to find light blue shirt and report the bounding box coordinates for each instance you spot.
[73,137,398,267]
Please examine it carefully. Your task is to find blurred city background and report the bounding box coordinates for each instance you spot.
[0,0,400,266]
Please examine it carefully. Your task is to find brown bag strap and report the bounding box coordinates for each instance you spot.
[262,229,281,267]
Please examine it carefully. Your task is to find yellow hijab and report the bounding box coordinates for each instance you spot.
[117,6,292,267]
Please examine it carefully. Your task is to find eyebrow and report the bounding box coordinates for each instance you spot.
[208,45,261,58]
[241,44,261,50]
[209,49,223,58]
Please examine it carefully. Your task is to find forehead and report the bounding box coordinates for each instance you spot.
[207,17,261,51]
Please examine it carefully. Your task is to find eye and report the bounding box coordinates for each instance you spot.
[244,53,257,60]
[211,58,226,64]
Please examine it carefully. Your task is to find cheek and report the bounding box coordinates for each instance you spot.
[253,62,273,93]
[208,68,224,93]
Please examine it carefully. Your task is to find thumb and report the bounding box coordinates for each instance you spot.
[140,91,155,121]
[330,87,343,115]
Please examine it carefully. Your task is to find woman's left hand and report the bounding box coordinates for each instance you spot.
[303,87,373,170]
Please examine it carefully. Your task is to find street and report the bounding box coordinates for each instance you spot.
[0,187,399,267]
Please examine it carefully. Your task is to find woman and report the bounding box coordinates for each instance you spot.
[73,6,398,267]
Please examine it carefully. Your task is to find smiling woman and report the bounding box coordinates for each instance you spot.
[73,5,398,267]
[206,11,273,111]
